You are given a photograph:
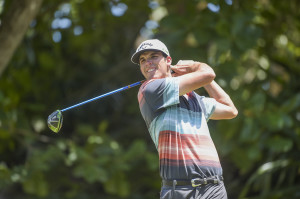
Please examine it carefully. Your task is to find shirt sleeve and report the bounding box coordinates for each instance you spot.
[197,95,217,121]
[143,77,180,112]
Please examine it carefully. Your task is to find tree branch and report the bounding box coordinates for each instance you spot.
[0,0,43,77]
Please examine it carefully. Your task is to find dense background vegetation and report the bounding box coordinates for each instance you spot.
[0,0,299,198]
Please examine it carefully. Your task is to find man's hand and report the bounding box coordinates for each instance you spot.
[171,60,196,76]
[171,60,213,77]
[170,60,216,95]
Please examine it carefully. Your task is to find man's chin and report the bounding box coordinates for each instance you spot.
[147,74,156,80]
[146,73,165,80]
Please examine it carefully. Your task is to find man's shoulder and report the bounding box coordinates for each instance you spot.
[139,78,166,93]
[138,79,160,102]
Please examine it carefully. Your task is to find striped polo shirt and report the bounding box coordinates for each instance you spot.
[138,77,222,180]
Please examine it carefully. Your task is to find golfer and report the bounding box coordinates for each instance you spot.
[131,39,238,199]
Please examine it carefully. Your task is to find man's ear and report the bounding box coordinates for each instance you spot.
[166,56,172,65]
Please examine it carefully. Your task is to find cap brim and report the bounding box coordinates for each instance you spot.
[131,49,149,65]
[131,49,168,65]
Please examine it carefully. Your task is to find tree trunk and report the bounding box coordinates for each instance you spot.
[0,0,43,77]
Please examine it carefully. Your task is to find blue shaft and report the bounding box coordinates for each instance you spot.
[61,80,143,112]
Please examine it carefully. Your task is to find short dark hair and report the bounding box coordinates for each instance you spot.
[138,50,168,64]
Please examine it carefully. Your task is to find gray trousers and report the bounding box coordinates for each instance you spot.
[160,182,227,199]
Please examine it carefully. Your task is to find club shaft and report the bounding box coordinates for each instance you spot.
[61,80,143,112]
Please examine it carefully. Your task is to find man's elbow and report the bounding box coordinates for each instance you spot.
[230,108,238,119]
[197,62,215,83]
[207,70,216,83]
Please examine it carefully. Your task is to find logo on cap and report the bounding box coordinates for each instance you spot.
[137,42,154,51]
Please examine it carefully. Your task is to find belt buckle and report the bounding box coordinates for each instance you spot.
[191,178,201,187]
[214,176,219,184]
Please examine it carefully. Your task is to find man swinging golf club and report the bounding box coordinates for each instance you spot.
[132,39,238,199]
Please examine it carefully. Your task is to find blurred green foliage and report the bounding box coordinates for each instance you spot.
[0,0,299,198]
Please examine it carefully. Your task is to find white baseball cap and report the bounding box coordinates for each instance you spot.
[131,39,170,64]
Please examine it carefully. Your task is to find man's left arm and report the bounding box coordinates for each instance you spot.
[204,80,238,120]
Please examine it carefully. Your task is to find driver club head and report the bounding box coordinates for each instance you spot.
[47,110,63,133]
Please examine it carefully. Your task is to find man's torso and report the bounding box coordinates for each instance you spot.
[138,78,222,180]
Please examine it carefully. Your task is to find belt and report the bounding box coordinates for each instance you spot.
[163,175,224,187]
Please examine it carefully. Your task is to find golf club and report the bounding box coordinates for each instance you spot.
[47,80,144,133]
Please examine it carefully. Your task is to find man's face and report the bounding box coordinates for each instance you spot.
[139,51,172,80]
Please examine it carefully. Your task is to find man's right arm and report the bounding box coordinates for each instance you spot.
[171,60,215,96]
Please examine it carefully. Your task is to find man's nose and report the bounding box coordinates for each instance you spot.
[145,58,153,65]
